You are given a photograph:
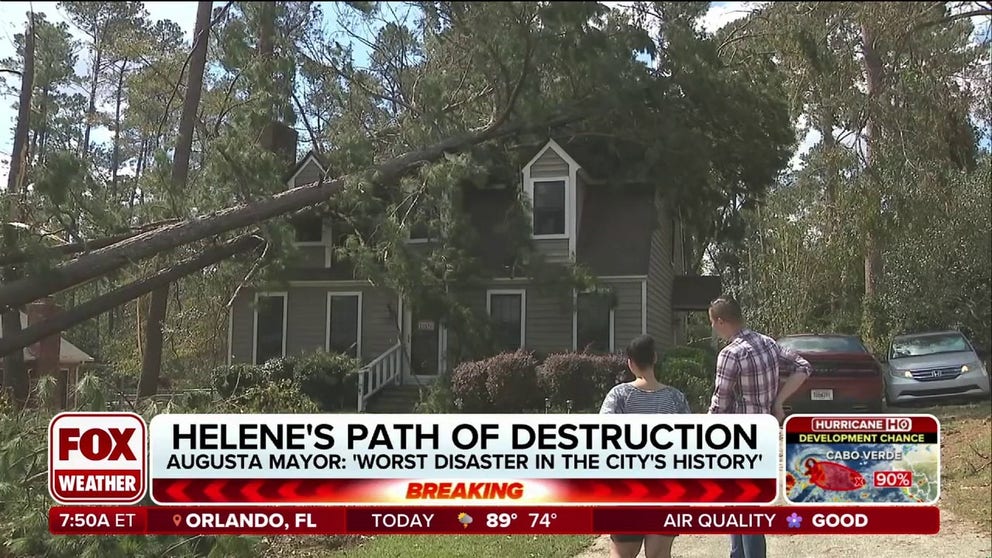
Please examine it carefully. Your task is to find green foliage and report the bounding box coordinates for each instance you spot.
[228,378,320,413]
[0,380,262,558]
[211,363,268,397]
[415,371,458,414]
[657,358,712,412]
[539,352,628,411]
[212,352,360,412]
[712,2,989,352]
[292,352,361,412]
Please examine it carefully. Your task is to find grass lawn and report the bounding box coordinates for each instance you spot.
[327,535,595,558]
[920,400,992,532]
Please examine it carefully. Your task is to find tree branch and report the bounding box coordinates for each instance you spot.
[0,111,590,312]
[0,235,264,358]
[912,7,992,31]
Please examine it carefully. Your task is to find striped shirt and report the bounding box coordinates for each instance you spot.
[708,329,812,415]
[600,383,691,414]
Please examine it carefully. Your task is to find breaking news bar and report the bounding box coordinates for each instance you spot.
[48,505,940,536]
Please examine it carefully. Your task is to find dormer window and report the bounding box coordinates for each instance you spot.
[533,180,566,236]
[522,140,580,247]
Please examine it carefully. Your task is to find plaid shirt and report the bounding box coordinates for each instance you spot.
[708,329,812,415]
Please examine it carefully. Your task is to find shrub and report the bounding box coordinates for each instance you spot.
[450,359,492,412]
[659,357,712,412]
[416,373,458,414]
[0,386,260,557]
[540,352,628,411]
[261,356,297,382]
[484,351,541,412]
[211,363,266,397]
[663,346,716,371]
[230,379,321,413]
[292,352,361,411]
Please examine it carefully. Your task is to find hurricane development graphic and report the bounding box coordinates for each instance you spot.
[784,443,939,503]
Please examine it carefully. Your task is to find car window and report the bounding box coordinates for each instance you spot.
[778,336,867,353]
[890,333,971,359]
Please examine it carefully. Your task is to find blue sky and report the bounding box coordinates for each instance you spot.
[0,1,989,178]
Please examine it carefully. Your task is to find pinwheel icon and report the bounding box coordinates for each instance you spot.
[458,513,474,528]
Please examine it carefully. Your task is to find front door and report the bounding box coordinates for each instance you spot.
[407,308,445,381]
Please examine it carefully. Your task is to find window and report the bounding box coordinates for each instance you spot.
[533,180,566,236]
[253,293,287,365]
[576,291,613,353]
[889,332,972,360]
[487,290,525,352]
[327,293,362,359]
[778,336,868,354]
[292,214,324,244]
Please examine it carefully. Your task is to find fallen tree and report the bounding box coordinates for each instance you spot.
[0,235,264,358]
[0,112,583,313]
[0,219,179,267]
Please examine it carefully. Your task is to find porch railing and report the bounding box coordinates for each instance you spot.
[357,341,403,412]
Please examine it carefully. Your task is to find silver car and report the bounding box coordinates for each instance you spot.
[884,331,991,404]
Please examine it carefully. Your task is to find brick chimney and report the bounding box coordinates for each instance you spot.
[27,297,60,381]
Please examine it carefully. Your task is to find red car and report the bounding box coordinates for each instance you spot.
[777,334,886,414]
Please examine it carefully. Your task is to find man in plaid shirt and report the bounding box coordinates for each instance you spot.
[707,296,811,558]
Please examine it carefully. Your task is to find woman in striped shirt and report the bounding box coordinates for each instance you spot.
[600,334,690,558]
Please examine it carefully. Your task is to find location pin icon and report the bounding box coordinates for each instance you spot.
[172,514,182,527]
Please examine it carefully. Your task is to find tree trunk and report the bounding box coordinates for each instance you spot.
[82,36,103,158]
[0,236,263,358]
[138,0,214,399]
[860,24,885,344]
[0,113,582,312]
[111,58,128,198]
[1,14,35,405]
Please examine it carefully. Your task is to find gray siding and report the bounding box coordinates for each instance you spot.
[286,288,327,356]
[646,195,676,349]
[524,287,572,355]
[600,280,644,350]
[529,148,569,178]
[228,286,400,366]
[533,238,570,264]
[361,287,401,358]
[290,245,327,269]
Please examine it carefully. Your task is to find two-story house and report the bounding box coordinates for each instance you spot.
[226,139,720,410]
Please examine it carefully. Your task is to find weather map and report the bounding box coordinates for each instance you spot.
[783,415,940,504]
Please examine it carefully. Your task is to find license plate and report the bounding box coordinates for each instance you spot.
[811,389,833,401]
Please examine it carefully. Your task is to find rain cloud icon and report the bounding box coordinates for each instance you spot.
[458,513,474,528]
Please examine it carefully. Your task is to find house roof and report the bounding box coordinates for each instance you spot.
[0,312,94,364]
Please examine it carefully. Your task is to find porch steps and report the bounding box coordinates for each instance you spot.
[365,384,424,413]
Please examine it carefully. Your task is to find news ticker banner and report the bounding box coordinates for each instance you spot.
[149,413,779,505]
[48,505,940,536]
[784,415,940,505]
[48,412,780,506]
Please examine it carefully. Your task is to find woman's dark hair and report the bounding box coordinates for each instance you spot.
[626,335,656,369]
